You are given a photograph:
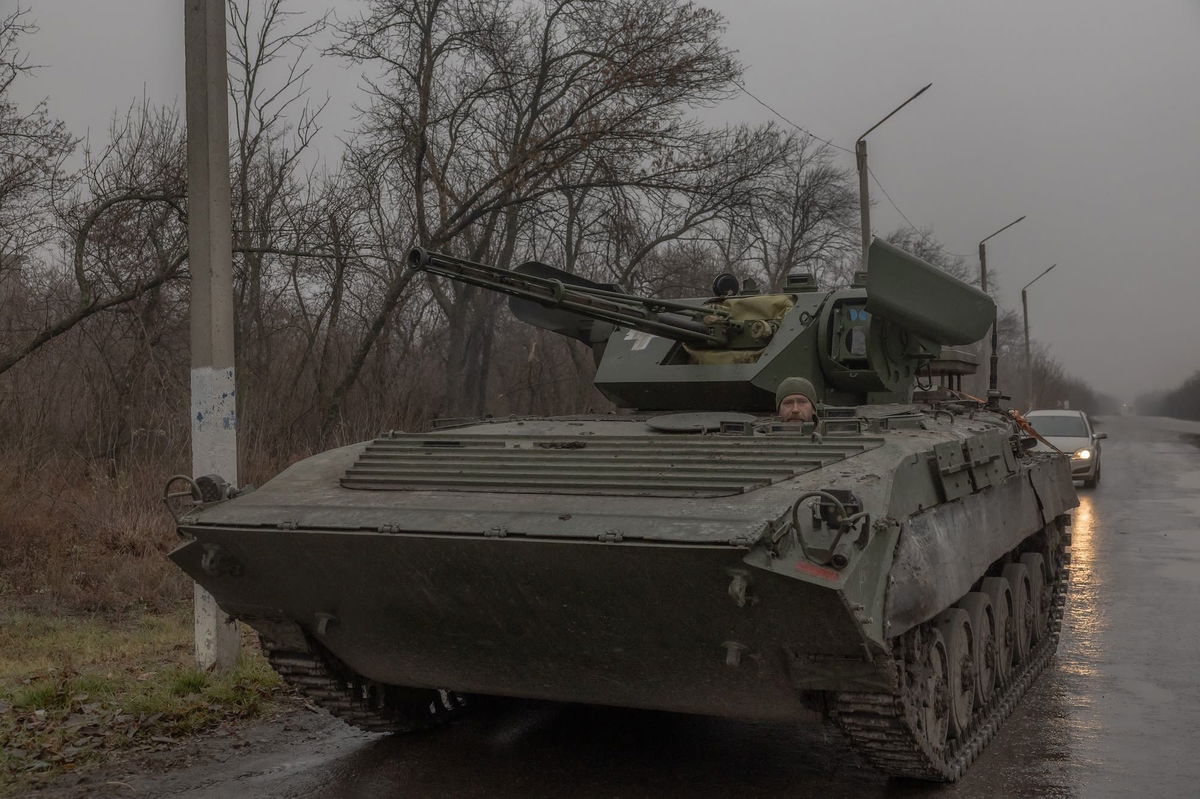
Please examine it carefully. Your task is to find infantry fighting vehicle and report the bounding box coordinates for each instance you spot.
[167,239,1076,781]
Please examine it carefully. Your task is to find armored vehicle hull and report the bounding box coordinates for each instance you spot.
[172,407,1075,780]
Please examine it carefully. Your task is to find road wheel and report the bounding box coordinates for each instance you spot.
[955,592,996,706]
[907,625,951,752]
[934,608,974,740]
[980,576,1013,686]
[1019,552,1050,642]
[1001,563,1034,664]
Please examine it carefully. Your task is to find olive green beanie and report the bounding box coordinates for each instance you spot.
[775,376,818,411]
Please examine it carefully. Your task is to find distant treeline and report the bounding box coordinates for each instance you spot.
[1137,371,1200,421]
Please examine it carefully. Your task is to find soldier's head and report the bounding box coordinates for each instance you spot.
[775,377,818,423]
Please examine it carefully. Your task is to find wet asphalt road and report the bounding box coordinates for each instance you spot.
[122,415,1200,798]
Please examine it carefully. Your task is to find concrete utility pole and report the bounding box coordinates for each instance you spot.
[856,83,932,271]
[184,0,240,671]
[978,215,1025,405]
[1021,263,1058,411]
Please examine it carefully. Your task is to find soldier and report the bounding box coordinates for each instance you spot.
[775,377,818,423]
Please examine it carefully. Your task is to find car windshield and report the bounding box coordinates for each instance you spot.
[1028,415,1088,438]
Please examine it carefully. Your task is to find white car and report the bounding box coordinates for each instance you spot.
[1024,409,1106,488]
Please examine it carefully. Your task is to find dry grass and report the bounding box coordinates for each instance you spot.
[0,443,301,794]
[0,449,189,613]
[0,608,283,794]
[0,608,192,683]
[0,442,303,614]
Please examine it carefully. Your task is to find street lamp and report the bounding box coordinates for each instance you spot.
[856,82,932,270]
[1021,263,1057,410]
[978,215,1026,404]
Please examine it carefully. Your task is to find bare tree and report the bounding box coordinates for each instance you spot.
[227,0,328,379]
[586,126,796,288]
[729,135,858,290]
[0,2,337,381]
[0,102,186,376]
[306,146,426,440]
[331,0,752,415]
[0,7,76,283]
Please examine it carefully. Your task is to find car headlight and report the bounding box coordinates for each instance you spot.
[1072,447,1092,460]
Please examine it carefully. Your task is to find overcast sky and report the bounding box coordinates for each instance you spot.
[11,0,1200,401]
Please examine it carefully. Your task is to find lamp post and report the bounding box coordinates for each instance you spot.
[1021,263,1057,411]
[856,83,932,270]
[978,215,1025,404]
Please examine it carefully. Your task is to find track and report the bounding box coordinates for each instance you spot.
[261,638,468,733]
[263,532,1070,781]
[831,532,1070,781]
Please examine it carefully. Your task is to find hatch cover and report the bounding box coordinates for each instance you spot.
[646,412,758,433]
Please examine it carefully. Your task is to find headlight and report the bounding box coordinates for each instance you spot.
[1072,447,1092,460]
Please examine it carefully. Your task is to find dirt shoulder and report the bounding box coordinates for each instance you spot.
[0,604,290,797]
[28,703,361,799]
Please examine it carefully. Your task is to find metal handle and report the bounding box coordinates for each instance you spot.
[162,474,202,527]
[788,491,871,569]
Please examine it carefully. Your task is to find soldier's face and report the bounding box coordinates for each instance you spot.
[779,394,815,422]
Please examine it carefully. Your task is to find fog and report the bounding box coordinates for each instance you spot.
[12,0,1200,400]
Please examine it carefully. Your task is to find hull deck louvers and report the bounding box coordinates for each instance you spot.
[341,432,883,497]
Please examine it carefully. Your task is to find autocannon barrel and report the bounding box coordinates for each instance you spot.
[407,247,732,346]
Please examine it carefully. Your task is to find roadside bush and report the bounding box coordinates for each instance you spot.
[0,449,191,613]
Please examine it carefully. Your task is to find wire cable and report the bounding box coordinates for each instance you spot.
[732,78,853,154]
[867,166,921,234]
[867,166,974,259]
[733,78,976,261]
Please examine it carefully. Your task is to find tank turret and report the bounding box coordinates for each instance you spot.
[408,238,994,410]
